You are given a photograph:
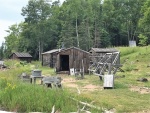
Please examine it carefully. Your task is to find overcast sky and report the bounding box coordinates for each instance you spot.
[0,0,65,46]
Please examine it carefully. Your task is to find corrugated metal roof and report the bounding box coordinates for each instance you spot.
[90,48,118,52]
[42,49,60,54]
[14,52,32,58]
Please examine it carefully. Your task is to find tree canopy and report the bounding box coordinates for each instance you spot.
[1,0,149,60]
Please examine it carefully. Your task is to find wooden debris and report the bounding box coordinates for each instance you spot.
[76,87,81,94]
[70,98,101,111]
[51,105,55,113]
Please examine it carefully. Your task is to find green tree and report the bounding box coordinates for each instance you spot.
[21,0,52,60]
[121,0,146,45]
[138,34,148,46]
[4,23,24,58]
[58,0,82,48]
[0,43,5,59]
[139,0,150,44]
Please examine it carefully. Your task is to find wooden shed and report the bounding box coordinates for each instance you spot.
[56,47,90,73]
[10,52,32,63]
[42,47,91,73]
[89,48,120,64]
[42,49,59,67]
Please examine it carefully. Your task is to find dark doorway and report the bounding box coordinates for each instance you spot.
[60,55,69,71]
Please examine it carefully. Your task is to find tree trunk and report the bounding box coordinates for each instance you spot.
[39,40,44,61]
[39,41,41,61]
[76,15,79,48]
[87,19,91,50]
[127,20,130,44]
[94,19,97,48]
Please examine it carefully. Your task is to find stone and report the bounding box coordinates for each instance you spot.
[137,78,148,82]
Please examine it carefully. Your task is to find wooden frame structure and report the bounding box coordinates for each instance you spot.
[88,52,123,78]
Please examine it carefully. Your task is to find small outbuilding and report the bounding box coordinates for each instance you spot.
[10,52,32,63]
[89,48,120,64]
[42,47,91,73]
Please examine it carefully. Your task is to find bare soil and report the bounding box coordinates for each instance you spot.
[130,86,150,94]
[61,77,102,92]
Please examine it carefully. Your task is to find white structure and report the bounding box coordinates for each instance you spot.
[129,40,136,47]
[103,75,114,89]
[70,68,75,76]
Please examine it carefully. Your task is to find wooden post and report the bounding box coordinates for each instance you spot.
[108,63,112,75]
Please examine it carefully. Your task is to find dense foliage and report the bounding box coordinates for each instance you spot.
[1,0,150,60]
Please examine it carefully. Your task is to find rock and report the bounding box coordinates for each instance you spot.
[137,78,148,82]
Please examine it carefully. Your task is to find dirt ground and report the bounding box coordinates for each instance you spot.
[130,86,150,94]
[61,75,150,94]
[61,76,150,113]
[61,76,103,93]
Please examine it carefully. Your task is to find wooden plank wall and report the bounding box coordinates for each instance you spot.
[42,54,51,66]
[42,53,58,67]
[52,53,57,68]
[56,48,90,73]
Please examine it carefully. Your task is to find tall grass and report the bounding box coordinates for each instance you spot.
[0,60,102,112]
[0,78,102,112]
[0,79,78,112]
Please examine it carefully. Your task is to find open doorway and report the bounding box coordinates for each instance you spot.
[60,55,69,71]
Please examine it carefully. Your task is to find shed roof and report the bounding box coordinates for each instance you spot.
[58,47,90,54]
[89,48,118,53]
[42,49,60,55]
[42,47,90,55]
[11,52,32,58]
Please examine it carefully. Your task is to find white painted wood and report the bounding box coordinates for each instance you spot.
[70,68,75,75]
[103,75,114,88]
[129,40,136,47]
[0,61,4,65]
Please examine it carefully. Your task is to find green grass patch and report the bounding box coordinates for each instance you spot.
[0,80,77,112]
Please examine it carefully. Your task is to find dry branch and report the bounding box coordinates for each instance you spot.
[70,98,101,111]
[51,105,55,113]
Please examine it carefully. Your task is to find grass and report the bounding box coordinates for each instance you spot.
[0,60,102,112]
[0,46,150,112]
[0,79,77,112]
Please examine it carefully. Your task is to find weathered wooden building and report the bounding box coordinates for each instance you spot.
[42,49,59,67]
[89,48,120,64]
[10,52,32,63]
[42,47,91,73]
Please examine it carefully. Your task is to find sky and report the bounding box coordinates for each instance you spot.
[0,0,65,46]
